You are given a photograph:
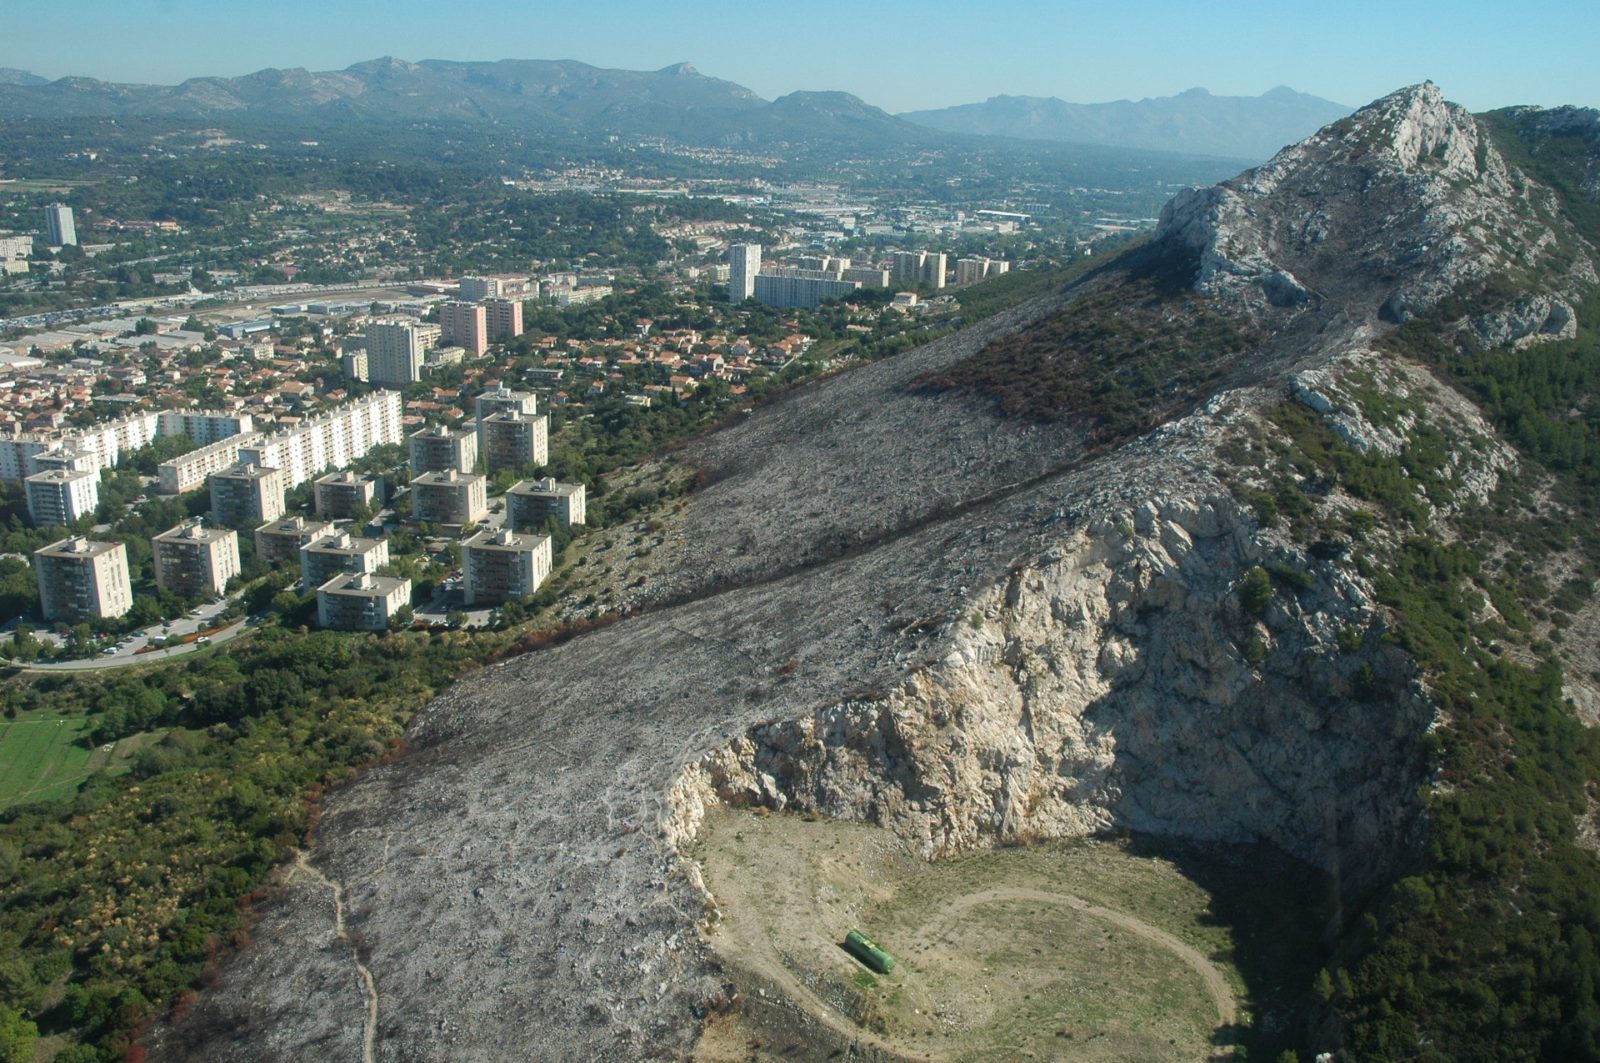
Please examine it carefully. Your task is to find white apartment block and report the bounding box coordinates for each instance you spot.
[238,392,403,491]
[152,521,240,598]
[462,527,552,606]
[157,410,256,445]
[25,468,99,527]
[475,386,538,420]
[4,409,252,487]
[158,433,261,495]
[729,244,761,302]
[366,320,432,387]
[34,537,133,622]
[458,276,502,301]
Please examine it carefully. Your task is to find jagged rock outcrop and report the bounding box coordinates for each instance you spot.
[1156,83,1596,343]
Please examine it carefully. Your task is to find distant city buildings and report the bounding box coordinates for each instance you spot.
[317,571,411,632]
[34,537,132,622]
[462,528,551,605]
[752,270,861,310]
[507,477,586,530]
[729,243,761,303]
[45,203,76,247]
[954,257,1011,285]
[892,250,948,289]
[152,521,240,598]
[210,463,285,527]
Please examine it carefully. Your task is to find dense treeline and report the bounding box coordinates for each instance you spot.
[1257,290,1600,1059]
[0,625,503,1060]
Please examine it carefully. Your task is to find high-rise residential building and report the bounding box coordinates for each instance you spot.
[458,276,503,302]
[152,521,240,598]
[409,469,488,526]
[841,267,891,288]
[34,537,133,622]
[462,528,552,606]
[729,244,762,303]
[313,469,384,521]
[478,411,549,474]
[24,468,99,527]
[210,463,285,527]
[439,301,489,357]
[45,204,76,246]
[955,257,1011,285]
[409,423,479,476]
[483,297,524,341]
[475,386,538,421]
[507,477,586,530]
[366,321,429,387]
[341,350,368,383]
[891,251,925,284]
[317,571,411,631]
[254,515,333,566]
[920,252,948,289]
[300,530,389,587]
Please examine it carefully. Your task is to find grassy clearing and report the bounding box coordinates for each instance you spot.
[693,809,1245,1062]
[0,714,154,811]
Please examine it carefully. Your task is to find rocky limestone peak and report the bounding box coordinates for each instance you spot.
[1153,81,1595,344]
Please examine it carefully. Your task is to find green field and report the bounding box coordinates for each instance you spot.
[0,716,153,810]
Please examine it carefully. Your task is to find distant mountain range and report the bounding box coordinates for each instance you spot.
[0,57,943,151]
[0,58,1353,161]
[900,86,1353,160]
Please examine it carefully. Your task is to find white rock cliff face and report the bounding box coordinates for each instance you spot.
[675,486,1433,891]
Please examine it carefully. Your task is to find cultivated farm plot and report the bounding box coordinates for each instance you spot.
[0,717,150,810]
[694,809,1244,1062]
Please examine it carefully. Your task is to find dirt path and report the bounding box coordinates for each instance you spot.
[290,851,380,1063]
[705,866,1238,1061]
[931,887,1237,1028]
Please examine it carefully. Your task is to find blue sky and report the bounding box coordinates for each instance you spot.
[2,0,1596,113]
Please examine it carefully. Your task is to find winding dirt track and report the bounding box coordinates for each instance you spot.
[707,877,1237,1060]
[290,851,380,1063]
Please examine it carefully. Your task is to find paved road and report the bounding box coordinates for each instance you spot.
[6,617,250,672]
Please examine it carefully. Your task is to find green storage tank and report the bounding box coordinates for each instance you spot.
[842,929,896,974]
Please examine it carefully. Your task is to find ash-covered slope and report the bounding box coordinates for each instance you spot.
[150,85,1600,1061]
